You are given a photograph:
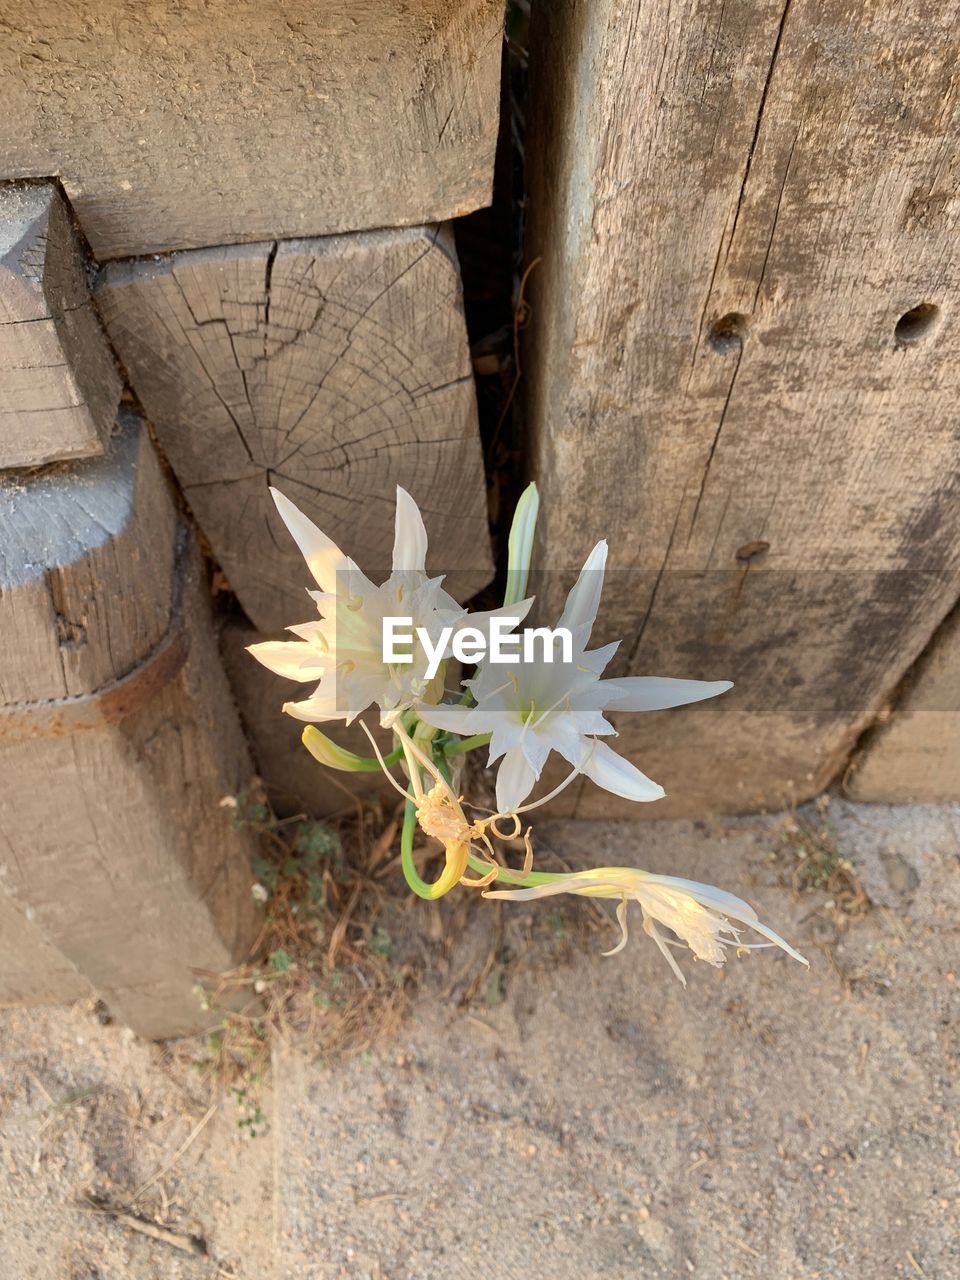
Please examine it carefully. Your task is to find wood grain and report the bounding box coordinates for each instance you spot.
[0,891,91,1007]
[847,603,960,803]
[0,0,502,259]
[0,412,262,1038]
[97,225,494,634]
[0,183,120,467]
[525,0,960,817]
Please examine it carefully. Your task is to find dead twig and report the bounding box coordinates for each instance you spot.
[130,1101,218,1204]
[80,1198,207,1257]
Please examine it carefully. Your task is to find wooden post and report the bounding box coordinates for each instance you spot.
[0,893,91,1008]
[96,225,493,635]
[0,412,262,1038]
[0,183,120,467]
[524,0,960,816]
[847,604,960,803]
[0,0,503,259]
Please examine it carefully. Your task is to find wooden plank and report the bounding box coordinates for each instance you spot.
[523,0,960,817]
[219,620,394,819]
[0,183,120,468]
[0,0,502,260]
[0,412,262,1038]
[847,604,960,804]
[96,225,494,635]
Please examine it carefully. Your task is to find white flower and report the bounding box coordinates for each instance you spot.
[248,487,530,726]
[416,540,731,812]
[485,866,808,985]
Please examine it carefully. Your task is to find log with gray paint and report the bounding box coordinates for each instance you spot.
[0,411,262,1038]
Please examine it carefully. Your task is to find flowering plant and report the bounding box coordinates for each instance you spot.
[249,485,806,985]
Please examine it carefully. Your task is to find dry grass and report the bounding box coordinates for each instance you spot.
[181,787,421,1116]
[176,784,624,1127]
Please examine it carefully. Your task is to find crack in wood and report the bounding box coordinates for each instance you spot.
[725,0,795,260]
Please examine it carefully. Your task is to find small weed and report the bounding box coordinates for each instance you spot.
[369,926,394,958]
[485,963,506,1006]
[232,1086,267,1138]
[778,814,870,920]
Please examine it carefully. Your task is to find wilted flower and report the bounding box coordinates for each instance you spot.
[417,540,731,813]
[485,866,808,985]
[249,487,530,726]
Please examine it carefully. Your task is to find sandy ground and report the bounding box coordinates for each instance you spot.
[1,799,958,1279]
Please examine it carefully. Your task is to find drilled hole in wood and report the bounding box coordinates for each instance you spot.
[709,312,748,354]
[894,302,940,347]
[736,540,770,564]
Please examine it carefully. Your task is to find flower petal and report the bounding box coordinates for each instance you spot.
[496,745,537,812]
[282,691,342,722]
[392,486,428,574]
[271,488,355,592]
[557,540,607,637]
[414,701,476,734]
[601,676,733,712]
[642,873,758,920]
[642,873,809,967]
[580,739,665,803]
[519,730,551,776]
[576,640,620,675]
[454,596,535,638]
[247,640,324,682]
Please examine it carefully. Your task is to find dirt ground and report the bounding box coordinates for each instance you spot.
[1,798,958,1280]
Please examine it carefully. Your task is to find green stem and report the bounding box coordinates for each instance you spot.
[441,732,491,758]
[340,744,405,772]
[465,851,564,889]
[400,795,436,900]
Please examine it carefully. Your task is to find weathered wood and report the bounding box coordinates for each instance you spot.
[0,0,502,260]
[0,412,262,1038]
[847,604,960,804]
[0,891,91,1007]
[0,183,120,467]
[524,0,960,817]
[97,225,494,634]
[220,620,393,819]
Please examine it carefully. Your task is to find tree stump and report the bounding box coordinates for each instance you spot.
[96,225,493,634]
[0,411,262,1038]
[0,183,120,468]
